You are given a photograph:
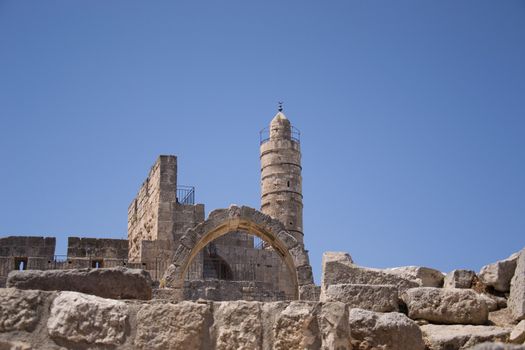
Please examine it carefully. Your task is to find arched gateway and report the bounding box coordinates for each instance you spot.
[163,205,315,299]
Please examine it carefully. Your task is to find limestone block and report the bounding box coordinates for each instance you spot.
[480,252,519,292]
[479,293,499,312]
[348,308,425,350]
[212,301,262,350]
[322,284,399,312]
[135,301,212,350]
[321,252,418,299]
[401,287,489,324]
[0,288,44,332]
[47,291,128,345]
[509,249,525,321]
[273,301,320,350]
[297,265,314,286]
[510,320,525,344]
[317,302,352,350]
[385,266,445,287]
[261,302,288,350]
[7,267,152,300]
[467,343,525,350]
[444,269,476,289]
[299,284,320,301]
[420,324,512,350]
[0,340,32,350]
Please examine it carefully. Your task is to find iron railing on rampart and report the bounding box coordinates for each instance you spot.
[177,185,195,205]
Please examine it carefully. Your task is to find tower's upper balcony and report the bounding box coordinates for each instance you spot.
[259,125,300,145]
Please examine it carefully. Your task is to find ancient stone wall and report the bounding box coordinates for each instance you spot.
[127,156,173,262]
[0,236,56,287]
[66,237,128,269]
[127,155,205,266]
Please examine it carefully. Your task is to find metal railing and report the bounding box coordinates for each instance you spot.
[259,126,300,145]
[177,185,195,205]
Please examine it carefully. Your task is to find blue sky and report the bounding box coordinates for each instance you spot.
[0,1,524,283]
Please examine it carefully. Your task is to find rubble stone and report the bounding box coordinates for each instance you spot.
[444,269,476,289]
[273,301,320,350]
[135,301,212,350]
[322,283,399,312]
[509,320,525,344]
[385,266,445,287]
[480,253,520,293]
[509,249,525,321]
[421,324,512,350]
[212,301,262,350]
[402,287,489,324]
[7,267,152,300]
[348,308,425,350]
[47,291,129,345]
[0,288,44,332]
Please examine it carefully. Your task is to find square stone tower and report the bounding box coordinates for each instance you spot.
[127,155,204,266]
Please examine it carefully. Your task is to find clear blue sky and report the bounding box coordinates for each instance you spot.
[1,1,524,283]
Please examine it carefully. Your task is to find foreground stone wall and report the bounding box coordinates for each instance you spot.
[2,287,522,350]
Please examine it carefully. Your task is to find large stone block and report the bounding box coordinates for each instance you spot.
[510,320,525,344]
[420,324,512,350]
[467,344,525,350]
[348,308,425,350]
[135,301,212,350]
[509,249,525,321]
[299,284,320,301]
[479,252,519,293]
[444,269,476,289]
[273,301,320,350]
[322,283,399,312]
[0,288,45,332]
[47,291,129,346]
[212,301,262,350]
[7,267,152,300]
[385,266,445,287]
[317,302,352,350]
[401,287,489,324]
[321,252,418,298]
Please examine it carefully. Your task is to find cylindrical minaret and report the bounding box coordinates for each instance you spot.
[260,107,303,244]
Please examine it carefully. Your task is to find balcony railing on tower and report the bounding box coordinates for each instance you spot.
[177,186,195,205]
[259,126,300,145]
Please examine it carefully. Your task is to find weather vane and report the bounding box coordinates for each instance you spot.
[278,101,283,112]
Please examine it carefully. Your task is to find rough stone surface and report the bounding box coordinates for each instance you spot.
[0,340,32,350]
[321,252,418,299]
[47,291,129,345]
[135,301,212,350]
[212,301,262,350]
[509,249,525,321]
[467,343,525,350]
[421,325,512,350]
[510,320,525,344]
[299,284,320,301]
[385,266,445,287]
[480,253,519,293]
[7,267,152,300]
[273,301,320,350]
[348,308,425,350]
[322,283,399,312]
[480,293,500,312]
[490,308,516,327]
[402,287,489,324]
[0,288,44,332]
[317,302,352,350]
[445,269,477,289]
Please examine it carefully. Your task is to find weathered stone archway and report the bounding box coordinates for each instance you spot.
[163,205,315,300]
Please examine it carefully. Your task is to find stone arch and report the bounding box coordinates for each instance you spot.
[163,205,314,299]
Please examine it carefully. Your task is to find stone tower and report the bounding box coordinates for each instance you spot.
[260,107,304,244]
